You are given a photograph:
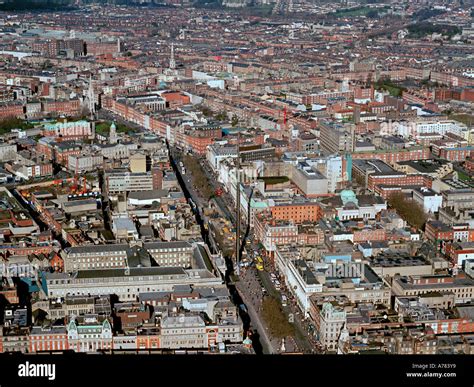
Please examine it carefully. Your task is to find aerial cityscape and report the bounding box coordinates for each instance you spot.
[0,0,473,365]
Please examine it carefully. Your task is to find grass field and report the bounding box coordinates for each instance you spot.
[332,6,387,18]
[95,121,136,135]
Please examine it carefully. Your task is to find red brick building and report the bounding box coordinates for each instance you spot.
[270,203,322,224]
[42,99,81,117]
[29,327,69,353]
[161,91,191,108]
[425,221,474,243]
[368,173,432,192]
[0,103,24,119]
[181,126,222,155]
[352,148,430,165]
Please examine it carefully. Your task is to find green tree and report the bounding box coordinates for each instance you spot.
[388,192,427,230]
[231,115,239,127]
[261,296,294,339]
[215,111,228,121]
[201,107,213,117]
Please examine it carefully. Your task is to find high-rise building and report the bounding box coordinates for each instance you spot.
[319,121,355,154]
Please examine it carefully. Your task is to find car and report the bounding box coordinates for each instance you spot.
[270,273,277,279]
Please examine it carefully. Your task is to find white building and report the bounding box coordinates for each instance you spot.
[68,153,104,174]
[382,119,468,140]
[0,143,17,162]
[318,302,347,351]
[274,250,323,318]
[206,143,237,172]
[67,317,113,353]
[413,187,443,214]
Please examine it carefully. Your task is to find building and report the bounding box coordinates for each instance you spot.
[130,152,147,173]
[105,169,154,193]
[44,267,223,300]
[412,187,443,213]
[319,121,354,154]
[291,162,329,197]
[68,153,103,174]
[144,241,194,267]
[160,315,206,349]
[63,244,131,272]
[270,202,322,224]
[391,275,474,304]
[368,253,433,278]
[311,301,346,351]
[42,120,93,139]
[321,190,387,221]
[67,317,113,353]
[29,326,69,353]
[254,214,299,253]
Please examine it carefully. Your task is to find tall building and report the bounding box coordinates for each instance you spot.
[109,122,117,145]
[169,43,176,70]
[320,121,355,154]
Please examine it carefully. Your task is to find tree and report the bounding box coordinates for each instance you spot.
[354,173,366,188]
[42,59,53,70]
[388,192,427,230]
[215,111,228,121]
[201,107,213,117]
[0,117,34,134]
[183,154,213,200]
[231,115,239,127]
[261,296,294,339]
[367,10,379,19]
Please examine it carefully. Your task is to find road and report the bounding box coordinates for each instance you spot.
[171,149,309,353]
[235,277,275,354]
[243,244,320,353]
[172,148,236,225]
[237,266,291,354]
[11,188,70,249]
[258,262,323,354]
[167,143,270,354]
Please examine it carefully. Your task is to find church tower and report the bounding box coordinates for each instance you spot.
[109,121,117,144]
[169,43,176,70]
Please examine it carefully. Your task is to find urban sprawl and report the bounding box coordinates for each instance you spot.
[0,0,473,355]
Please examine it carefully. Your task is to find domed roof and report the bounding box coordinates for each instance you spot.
[110,121,116,130]
[340,189,357,205]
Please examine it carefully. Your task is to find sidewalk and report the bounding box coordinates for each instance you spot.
[235,280,276,354]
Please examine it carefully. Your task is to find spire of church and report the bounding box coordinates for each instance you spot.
[88,75,95,120]
[169,43,176,70]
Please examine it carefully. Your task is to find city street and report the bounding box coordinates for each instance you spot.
[236,268,290,354]
[171,145,319,354]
